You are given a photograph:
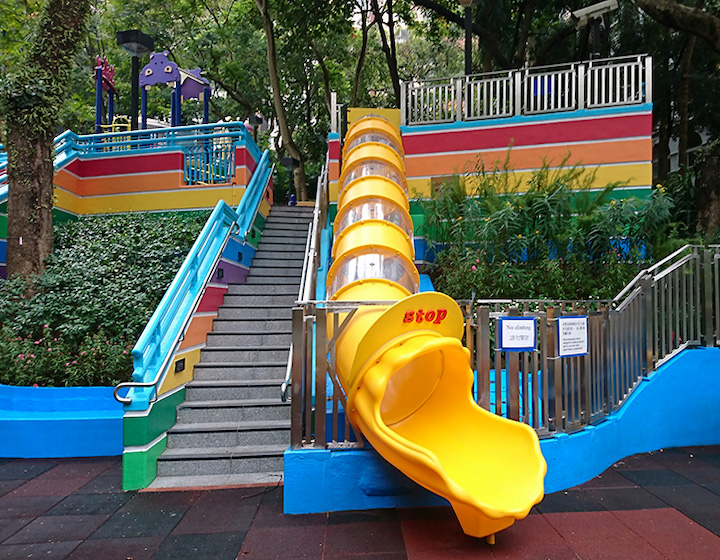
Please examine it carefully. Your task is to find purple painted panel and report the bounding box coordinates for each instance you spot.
[180,68,210,100]
[212,260,249,285]
[139,51,180,88]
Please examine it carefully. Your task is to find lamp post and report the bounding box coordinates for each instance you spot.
[116,30,154,131]
[458,0,476,76]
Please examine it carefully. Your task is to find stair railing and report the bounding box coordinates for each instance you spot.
[114,150,273,411]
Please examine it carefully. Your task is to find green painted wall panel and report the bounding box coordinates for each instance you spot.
[123,388,185,447]
[122,435,167,491]
[0,215,6,238]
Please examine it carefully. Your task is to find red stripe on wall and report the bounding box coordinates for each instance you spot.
[402,114,652,155]
[72,152,185,177]
[328,140,341,160]
[197,286,228,313]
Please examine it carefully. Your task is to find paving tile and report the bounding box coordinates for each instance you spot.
[6,476,93,497]
[172,501,257,535]
[325,553,408,560]
[620,469,694,487]
[0,480,23,498]
[325,520,406,556]
[328,508,399,525]
[64,536,164,560]
[0,460,59,481]
[614,508,720,559]
[251,487,326,528]
[613,453,665,471]
[239,525,325,559]
[490,540,580,560]
[581,467,639,489]
[646,484,720,516]
[0,540,80,559]
[543,510,637,543]
[37,458,116,480]
[153,531,245,560]
[0,517,32,542]
[401,517,488,552]
[584,486,667,510]
[673,465,720,486]
[0,494,64,518]
[3,514,109,544]
[75,473,125,494]
[45,492,133,516]
[398,507,455,521]
[568,535,665,559]
[120,490,202,513]
[535,490,605,514]
[89,510,182,539]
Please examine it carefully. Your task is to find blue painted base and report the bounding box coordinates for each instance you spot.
[0,385,124,458]
[284,347,720,514]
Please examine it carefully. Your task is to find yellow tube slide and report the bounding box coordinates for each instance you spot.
[328,116,546,539]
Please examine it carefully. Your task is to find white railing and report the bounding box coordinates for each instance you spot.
[394,54,651,127]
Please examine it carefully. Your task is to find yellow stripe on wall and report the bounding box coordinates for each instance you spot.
[54,185,247,214]
[158,347,202,396]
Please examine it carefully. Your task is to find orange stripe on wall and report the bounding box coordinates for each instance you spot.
[404,138,652,179]
[179,314,215,350]
[329,160,340,182]
[55,171,185,196]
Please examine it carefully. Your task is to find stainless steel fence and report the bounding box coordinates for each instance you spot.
[289,245,719,448]
[392,54,651,127]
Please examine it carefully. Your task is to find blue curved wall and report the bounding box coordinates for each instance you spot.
[284,346,720,514]
[0,385,124,458]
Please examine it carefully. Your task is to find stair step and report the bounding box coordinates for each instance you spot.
[212,319,291,332]
[252,250,307,260]
[147,472,284,489]
[192,362,286,381]
[220,294,297,306]
[246,276,300,285]
[200,346,290,363]
[167,419,290,447]
[156,444,286,477]
[217,306,293,320]
[262,223,313,233]
[226,284,299,295]
[205,331,291,346]
[176,399,290,423]
[251,257,305,268]
[249,266,303,278]
[186,379,283,400]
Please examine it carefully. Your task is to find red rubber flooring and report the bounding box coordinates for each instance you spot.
[1,446,719,559]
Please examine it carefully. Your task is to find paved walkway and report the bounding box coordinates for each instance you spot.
[1,446,719,559]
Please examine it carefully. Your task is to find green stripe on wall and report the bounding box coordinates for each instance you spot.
[123,387,186,447]
[122,435,167,491]
[253,212,267,232]
[0,214,6,238]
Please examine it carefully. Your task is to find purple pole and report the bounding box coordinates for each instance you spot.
[107,90,115,127]
[203,86,211,124]
[141,87,148,130]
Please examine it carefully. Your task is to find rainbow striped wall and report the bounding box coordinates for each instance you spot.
[0,199,6,279]
[328,104,653,202]
[53,144,259,215]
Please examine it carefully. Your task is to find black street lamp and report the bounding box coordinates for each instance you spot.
[116,30,154,131]
[458,0,476,76]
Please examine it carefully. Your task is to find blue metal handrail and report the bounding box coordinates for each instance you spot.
[113,149,274,411]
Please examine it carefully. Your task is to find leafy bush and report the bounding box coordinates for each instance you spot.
[0,211,208,387]
[421,160,673,300]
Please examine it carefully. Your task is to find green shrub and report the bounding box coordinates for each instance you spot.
[422,159,673,300]
[0,211,208,387]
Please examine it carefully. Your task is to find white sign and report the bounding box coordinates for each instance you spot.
[558,316,589,357]
[498,317,537,352]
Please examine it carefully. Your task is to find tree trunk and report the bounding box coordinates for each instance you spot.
[678,1,703,167]
[371,0,401,105]
[0,0,92,281]
[352,2,370,106]
[696,141,720,237]
[254,0,308,201]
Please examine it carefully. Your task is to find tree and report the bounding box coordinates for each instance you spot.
[633,0,720,53]
[0,0,93,281]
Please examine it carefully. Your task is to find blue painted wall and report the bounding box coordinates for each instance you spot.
[0,385,124,458]
[284,346,720,514]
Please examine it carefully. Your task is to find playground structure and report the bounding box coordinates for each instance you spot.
[0,51,719,544]
[321,115,545,539]
[139,51,212,129]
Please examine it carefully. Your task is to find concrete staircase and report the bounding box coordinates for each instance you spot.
[149,205,313,488]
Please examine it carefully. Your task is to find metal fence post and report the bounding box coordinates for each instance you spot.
[639,275,654,373]
[476,305,491,410]
[330,91,337,133]
[704,250,715,347]
[507,306,520,421]
[315,307,328,447]
[578,64,586,110]
[514,70,523,116]
[644,55,653,104]
[399,81,407,127]
[290,307,304,449]
[455,78,464,122]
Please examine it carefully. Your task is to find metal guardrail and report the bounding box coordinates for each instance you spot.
[390,54,651,127]
[290,245,719,448]
[113,150,273,410]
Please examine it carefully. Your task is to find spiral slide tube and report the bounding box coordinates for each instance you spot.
[327,116,546,540]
